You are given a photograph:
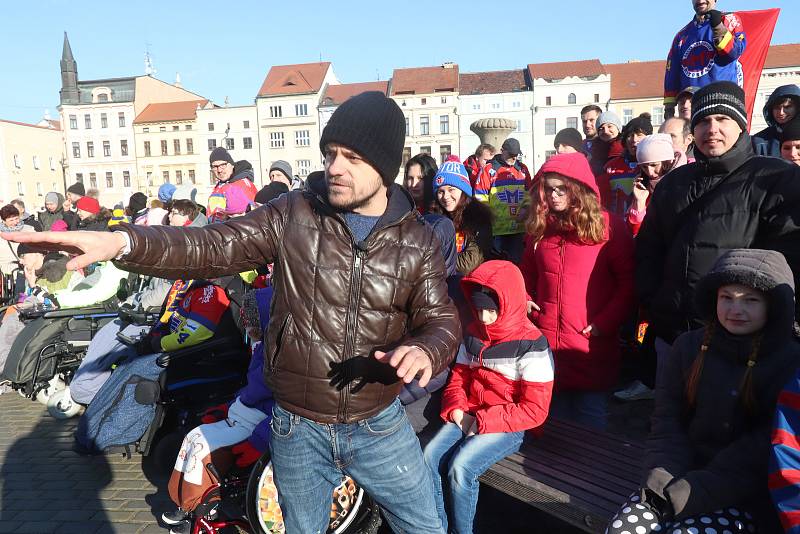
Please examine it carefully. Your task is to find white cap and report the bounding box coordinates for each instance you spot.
[636,134,676,164]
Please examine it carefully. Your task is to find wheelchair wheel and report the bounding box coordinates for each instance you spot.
[36,376,66,405]
[245,452,380,534]
[46,388,83,419]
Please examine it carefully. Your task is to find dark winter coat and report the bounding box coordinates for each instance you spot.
[20,214,42,232]
[39,193,78,231]
[635,132,800,343]
[454,200,494,275]
[646,249,799,528]
[752,84,800,157]
[77,213,110,232]
[114,173,460,424]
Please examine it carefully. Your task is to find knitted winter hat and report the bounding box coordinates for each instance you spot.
[319,91,405,184]
[501,138,522,156]
[623,114,654,139]
[209,146,234,165]
[128,192,148,215]
[50,219,68,232]
[255,182,289,205]
[172,185,197,204]
[67,182,85,196]
[432,160,472,198]
[75,196,100,215]
[554,128,584,152]
[45,192,60,205]
[471,286,500,311]
[158,183,176,203]
[269,160,293,182]
[636,134,676,164]
[595,111,622,132]
[780,118,800,144]
[691,81,748,132]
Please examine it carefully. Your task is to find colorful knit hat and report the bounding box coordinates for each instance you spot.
[432,160,472,198]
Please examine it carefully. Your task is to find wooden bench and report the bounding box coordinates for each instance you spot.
[479,418,645,533]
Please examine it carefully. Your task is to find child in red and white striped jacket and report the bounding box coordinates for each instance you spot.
[423,260,554,534]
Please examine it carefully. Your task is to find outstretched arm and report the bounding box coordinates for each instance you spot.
[2,196,288,278]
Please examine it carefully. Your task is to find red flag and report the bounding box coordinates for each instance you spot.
[735,8,780,127]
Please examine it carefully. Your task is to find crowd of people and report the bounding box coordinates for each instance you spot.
[4,1,800,533]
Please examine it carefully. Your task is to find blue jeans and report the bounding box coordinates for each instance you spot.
[549,390,608,430]
[423,423,524,534]
[269,398,444,534]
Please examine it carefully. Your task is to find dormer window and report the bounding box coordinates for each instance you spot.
[92,87,112,103]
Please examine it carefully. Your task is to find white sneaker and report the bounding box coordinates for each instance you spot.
[613,380,655,401]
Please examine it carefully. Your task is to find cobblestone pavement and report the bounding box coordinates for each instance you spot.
[0,386,653,534]
[0,392,173,534]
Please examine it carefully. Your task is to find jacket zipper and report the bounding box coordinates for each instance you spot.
[557,237,565,349]
[339,247,365,421]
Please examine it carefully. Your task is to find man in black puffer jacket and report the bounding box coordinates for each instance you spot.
[636,81,800,375]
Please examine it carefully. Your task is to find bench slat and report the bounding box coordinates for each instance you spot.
[480,463,611,533]
[479,419,646,533]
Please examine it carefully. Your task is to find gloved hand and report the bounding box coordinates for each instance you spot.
[231,440,261,468]
[134,334,162,356]
[708,9,723,27]
[201,403,230,424]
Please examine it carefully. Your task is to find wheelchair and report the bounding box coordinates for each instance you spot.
[173,449,381,534]
[1,273,147,419]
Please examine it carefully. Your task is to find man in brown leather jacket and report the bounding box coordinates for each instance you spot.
[5,91,458,533]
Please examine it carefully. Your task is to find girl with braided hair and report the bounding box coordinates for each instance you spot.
[607,249,799,534]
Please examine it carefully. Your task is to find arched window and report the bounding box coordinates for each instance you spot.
[568,93,577,105]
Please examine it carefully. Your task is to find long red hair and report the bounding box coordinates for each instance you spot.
[526,173,606,245]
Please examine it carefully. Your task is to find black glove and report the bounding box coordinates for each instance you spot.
[134,335,162,355]
[708,9,723,27]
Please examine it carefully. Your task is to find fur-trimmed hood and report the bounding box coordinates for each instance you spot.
[694,249,796,341]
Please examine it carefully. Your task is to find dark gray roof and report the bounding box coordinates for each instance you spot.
[76,77,137,104]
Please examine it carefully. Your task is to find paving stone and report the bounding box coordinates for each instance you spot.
[0,521,22,533]
[8,510,57,522]
[137,524,169,534]
[131,510,158,522]
[55,522,104,534]
[15,522,61,533]
[51,509,98,521]
[96,522,152,534]
[92,510,135,522]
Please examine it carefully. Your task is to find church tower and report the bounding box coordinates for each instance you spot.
[59,32,79,105]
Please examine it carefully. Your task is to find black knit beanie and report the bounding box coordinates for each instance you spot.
[67,182,85,196]
[622,114,653,140]
[209,147,234,165]
[691,81,748,132]
[471,286,500,311]
[128,192,147,215]
[554,128,584,152]
[780,118,800,144]
[319,91,406,184]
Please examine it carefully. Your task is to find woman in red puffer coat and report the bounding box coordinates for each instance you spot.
[520,152,635,430]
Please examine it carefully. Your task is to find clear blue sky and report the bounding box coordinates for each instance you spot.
[2,0,798,124]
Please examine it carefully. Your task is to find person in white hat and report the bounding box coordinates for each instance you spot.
[626,133,682,237]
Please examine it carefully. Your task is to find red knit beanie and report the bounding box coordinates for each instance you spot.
[76,196,100,215]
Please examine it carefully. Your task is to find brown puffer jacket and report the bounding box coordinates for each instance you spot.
[114,174,460,423]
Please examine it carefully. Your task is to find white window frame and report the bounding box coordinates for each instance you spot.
[270,131,285,148]
[295,130,310,147]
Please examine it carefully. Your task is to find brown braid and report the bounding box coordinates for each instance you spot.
[738,334,763,416]
[685,323,715,409]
